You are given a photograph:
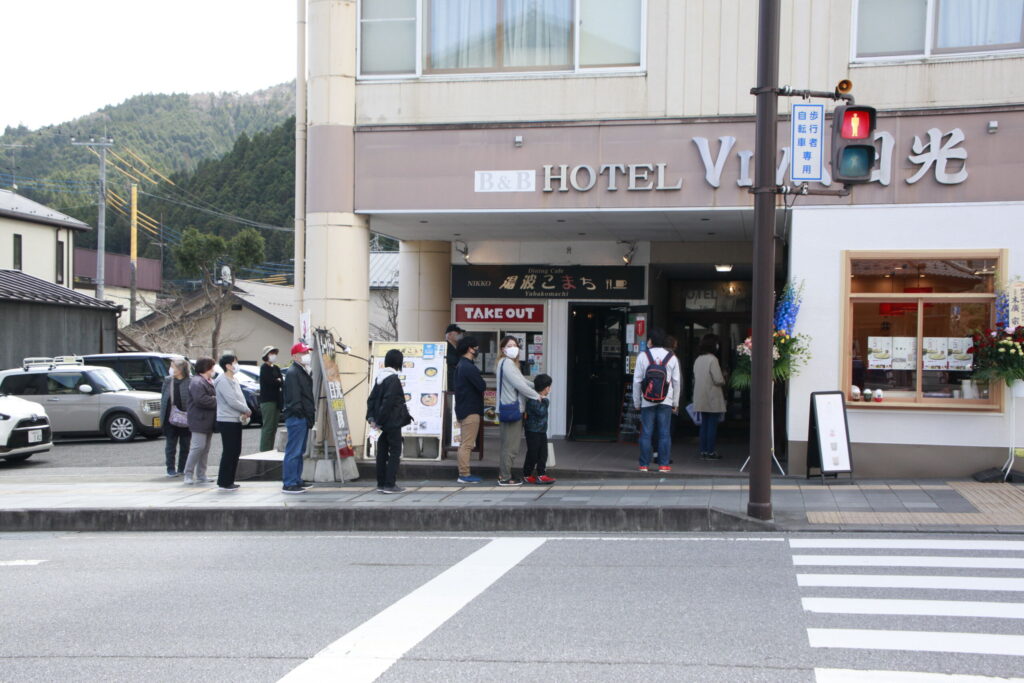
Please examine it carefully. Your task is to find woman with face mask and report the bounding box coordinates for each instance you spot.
[214,353,251,491]
[495,335,540,486]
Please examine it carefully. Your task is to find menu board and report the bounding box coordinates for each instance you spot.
[922,337,949,370]
[483,389,498,425]
[371,341,446,437]
[866,337,893,370]
[892,337,917,371]
[947,337,973,371]
[808,392,853,475]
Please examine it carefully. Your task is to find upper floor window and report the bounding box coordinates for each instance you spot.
[13,234,22,271]
[856,0,1024,59]
[359,0,644,77]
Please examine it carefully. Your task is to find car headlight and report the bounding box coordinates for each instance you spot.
[0,413,10,421]
[145,400,161,413]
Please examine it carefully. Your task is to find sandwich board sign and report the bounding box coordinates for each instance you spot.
[806,391,854,483]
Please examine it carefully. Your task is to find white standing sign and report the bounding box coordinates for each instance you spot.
[791,103,825,183]
[808,391,853,478]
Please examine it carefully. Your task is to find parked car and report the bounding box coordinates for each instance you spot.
[0,357,162,442]
[0,394,52,462]
[82,352,188,394]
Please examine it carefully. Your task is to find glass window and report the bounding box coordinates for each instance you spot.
[118,359,155,388]
[47,372,86,395]
[579,0,643,67]
[851,257,996,294]
[87,368,131,393]
[13,234,22,271]
[56,240,65,284]
[1,374,47,396]
[856,0,1024,58]
[361,0,417,74]
[852,301,919,401]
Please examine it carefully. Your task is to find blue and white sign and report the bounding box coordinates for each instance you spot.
[791,103,825,183]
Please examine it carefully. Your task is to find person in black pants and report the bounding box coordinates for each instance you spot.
[367,349,413,494]
[522,373,555,485]
[160,358,192,476]
[214,353,251,491]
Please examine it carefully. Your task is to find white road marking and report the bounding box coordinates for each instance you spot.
[0,560,46,566]
[791,539,1024,551]
[802,597,1024,619]
[797,574,1024,591]
[808,628,1024,657]
[815,668,1024,682]
[793,554,1024,569]
[278,537,546,683]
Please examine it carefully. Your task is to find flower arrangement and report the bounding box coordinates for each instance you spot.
[730,281,811,389]
[970,324,1024,386]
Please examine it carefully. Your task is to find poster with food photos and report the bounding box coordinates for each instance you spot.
[922,337,949,370]
[866,337,893,370]
[371,341,446,437]
[947,337,973,371]
[891,337,917,371]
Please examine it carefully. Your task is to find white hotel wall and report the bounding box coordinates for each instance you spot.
[788,202,1024,476]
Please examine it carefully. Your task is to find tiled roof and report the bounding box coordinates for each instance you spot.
[0,269,120,310]
[0,189,91,232]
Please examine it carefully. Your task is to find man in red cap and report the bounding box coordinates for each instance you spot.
[282,341,315,493]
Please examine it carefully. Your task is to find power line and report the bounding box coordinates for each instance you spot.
[138,189,292,232]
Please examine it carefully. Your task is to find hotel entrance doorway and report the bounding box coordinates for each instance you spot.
[567,303,629,441]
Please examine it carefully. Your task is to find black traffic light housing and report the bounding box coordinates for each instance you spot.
[831,105,877,185]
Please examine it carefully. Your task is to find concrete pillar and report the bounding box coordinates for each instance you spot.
[398,240,453,341]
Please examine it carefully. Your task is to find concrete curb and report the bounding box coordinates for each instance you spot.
[0,505,774,533]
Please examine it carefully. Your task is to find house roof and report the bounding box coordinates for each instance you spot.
[233,280,295,329]
[369,251,399,288]
[0,189,92,232]
[0,268,120,311]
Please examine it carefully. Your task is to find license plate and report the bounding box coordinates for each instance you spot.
[152,418,161,428]
[28,430,42,444]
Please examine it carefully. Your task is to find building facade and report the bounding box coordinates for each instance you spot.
[303,0,1024,474]
[0,189,86,287]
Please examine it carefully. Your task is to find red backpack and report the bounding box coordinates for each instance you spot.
[641,349,670,403]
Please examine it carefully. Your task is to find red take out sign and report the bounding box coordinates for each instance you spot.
[455,304,545,324]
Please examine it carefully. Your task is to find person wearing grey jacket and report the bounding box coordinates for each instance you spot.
[214,354,251,491]
[495,336,540,486]
[183,358,217,485]
[160,358,192,476]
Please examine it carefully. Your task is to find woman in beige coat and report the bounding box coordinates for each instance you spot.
[692,333,726,460]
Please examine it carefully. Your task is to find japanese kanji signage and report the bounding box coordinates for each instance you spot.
[452,265,645,300]
[791,103,824,182]
[455,304,545,323]
[1009,282,1024,330]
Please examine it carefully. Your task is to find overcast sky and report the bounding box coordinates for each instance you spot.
[2,0,296,130]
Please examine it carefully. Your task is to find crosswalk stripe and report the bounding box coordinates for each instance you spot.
[793,554,1024,570]
[802,597,1024,619]
[797,574,1024,591]
[815,668,1024,682]
[791,539,1024,551]
[808,628,1024,657]
[0,560,46,566]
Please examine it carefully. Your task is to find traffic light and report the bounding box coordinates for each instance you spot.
[831,105,877,184]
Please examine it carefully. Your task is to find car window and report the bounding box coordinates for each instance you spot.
[119,359,155,385]
[86,368,131,393]
[48,372,86,395]
[0,374,48,396]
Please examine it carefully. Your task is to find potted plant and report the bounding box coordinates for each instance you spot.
[970,324,1024,394]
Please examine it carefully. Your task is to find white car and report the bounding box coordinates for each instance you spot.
[0,394,52,462]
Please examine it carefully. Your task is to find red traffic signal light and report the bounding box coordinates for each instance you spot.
[831,105,877,184]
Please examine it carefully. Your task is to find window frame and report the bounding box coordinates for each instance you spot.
[851,0,1024,63]
[56,238,65,285]
[357,0,647,80]
[841,249,1005,412]
[13,234,22,271]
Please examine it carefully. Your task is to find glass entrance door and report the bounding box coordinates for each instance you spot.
[568,304,628,441]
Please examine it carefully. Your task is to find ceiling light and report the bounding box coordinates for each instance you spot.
[715,264,733,273]
[619,241,638,266]
[454,240,471,265]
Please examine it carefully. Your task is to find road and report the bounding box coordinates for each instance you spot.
[2,532,1023,682]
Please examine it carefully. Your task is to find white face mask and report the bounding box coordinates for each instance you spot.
[301,353,312,366]
[268,354,277,363]
[230,363,239,373]
[504,346,519,359]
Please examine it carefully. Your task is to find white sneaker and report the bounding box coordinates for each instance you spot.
[183,476,194,485]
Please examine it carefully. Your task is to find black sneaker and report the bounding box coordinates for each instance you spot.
[497,478,524,487]
[218,484,240,491]
[282,485,306,494]
[300,481,314,489]
[706,452,722,460]
[378,485,407,494]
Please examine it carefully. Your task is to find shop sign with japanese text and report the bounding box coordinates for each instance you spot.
[452,265,645,300]
[455,304,545,323]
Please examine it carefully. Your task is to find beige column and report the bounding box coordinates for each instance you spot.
[302,0,369,472]
[398,240,453,341]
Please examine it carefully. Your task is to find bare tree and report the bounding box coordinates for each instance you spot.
[129,287,245,358]
[369,287,399,341]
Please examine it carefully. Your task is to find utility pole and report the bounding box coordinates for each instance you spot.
[0,143,28,190]
[748,0,781,521]
[130,182,138,324]
[70,136,114,300]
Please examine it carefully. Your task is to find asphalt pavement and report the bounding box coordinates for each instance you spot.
[2,532,1023,682]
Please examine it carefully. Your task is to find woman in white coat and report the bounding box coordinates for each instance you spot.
[692,333,726,460]
[495,335,540,486]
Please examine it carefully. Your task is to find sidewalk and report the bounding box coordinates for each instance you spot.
[1,467,1022,533]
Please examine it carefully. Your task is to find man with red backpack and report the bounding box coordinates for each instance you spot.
[632,328,681,473]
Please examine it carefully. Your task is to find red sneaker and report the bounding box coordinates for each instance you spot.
[536,475,556,485]
[659,466,672,473]
[638,466,649,472]
[524,476,537,484]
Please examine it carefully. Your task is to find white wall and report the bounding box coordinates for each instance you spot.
[0,217,73,285]
[454,240,650,267]
[788,201,1024,450]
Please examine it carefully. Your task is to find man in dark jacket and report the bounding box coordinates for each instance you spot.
[453,336,485,484]
[444,323,463,390]
[367,348,412,494]
[258,345,283,452]
[282,342,315,494]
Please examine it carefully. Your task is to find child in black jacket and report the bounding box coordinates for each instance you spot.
[522,374,555,485]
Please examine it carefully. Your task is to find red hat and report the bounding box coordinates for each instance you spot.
[291,342,312,355]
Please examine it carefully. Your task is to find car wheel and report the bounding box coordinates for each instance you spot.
[105,413,138,442]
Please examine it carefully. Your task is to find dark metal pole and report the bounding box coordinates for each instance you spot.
[748,0,780,521]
